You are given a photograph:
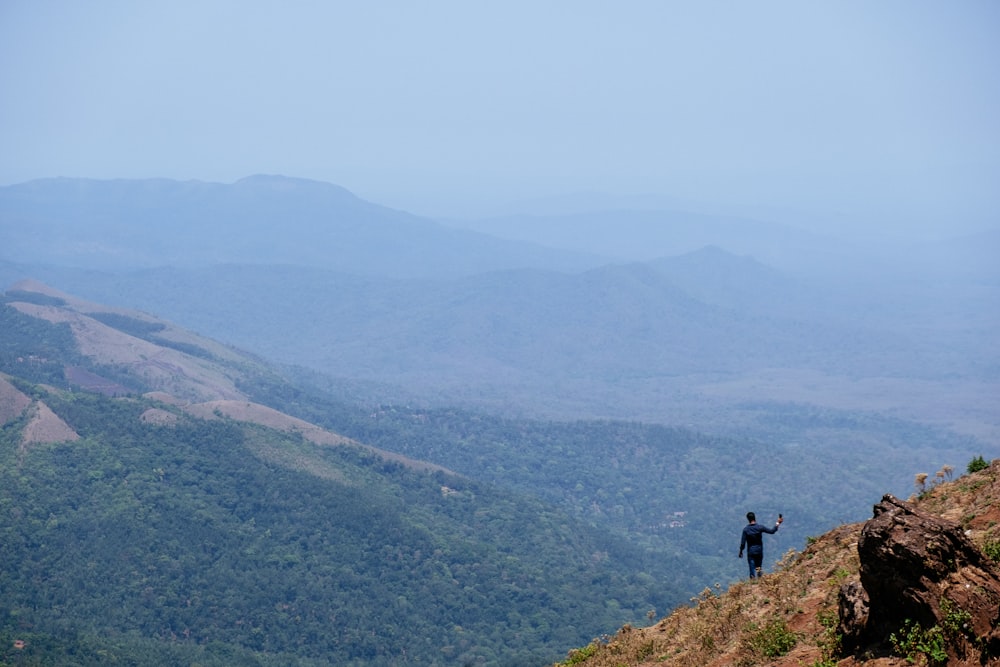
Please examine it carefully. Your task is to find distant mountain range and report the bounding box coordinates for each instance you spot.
[2,174,996,664]
[444,196,1000,281]
[3,246,995,433]
[446,207,859,274]
[1,175,996,440]
[0,175,602,276]
[9,174,996,282]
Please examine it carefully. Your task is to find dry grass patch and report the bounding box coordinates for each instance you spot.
[553,461,1000,667]
[553,524,863,667]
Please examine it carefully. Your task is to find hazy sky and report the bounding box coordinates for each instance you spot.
[1,1,998,233]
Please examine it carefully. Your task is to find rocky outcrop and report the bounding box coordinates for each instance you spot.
[839,494,1000,662]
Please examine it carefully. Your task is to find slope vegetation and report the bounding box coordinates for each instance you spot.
[0,388,678,666]
[0,283,689,665]
[0,280,991,665]
[554,460,1000,666]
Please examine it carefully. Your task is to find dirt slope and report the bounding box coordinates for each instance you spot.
[20,401,79,448]
[0,375,32,423]
[7,280,260,402]
[1,376,80,449]
[183,399,455,475]
[5,282,455,477]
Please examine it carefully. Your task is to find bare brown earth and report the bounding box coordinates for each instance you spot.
[2,389,452,477]
[139,407,180,425]
[11,300,246,401]
[0,375,31,422]
[9,279,250,365]
[4,282,454,479]
[183,399,454,475]
[556,461,1000,667]
[20,401,79,448]
[0,376,80,449]
[8,280,252,402]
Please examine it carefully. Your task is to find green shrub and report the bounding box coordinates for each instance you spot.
[746,619,797,659]
[832,567,851,583]
[813,609,842,665]
[940,598,973,640]
[967,456,989,474]
[982,539,1000,562]
[890,620,948,665]
[557,641,600,665]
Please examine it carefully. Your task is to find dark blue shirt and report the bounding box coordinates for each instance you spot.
[740,522,778,555]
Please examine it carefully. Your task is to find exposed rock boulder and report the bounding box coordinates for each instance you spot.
[839,494,1000,662]
[837,580,869,647]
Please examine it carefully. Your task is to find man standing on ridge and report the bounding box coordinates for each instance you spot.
[738,511,782,578]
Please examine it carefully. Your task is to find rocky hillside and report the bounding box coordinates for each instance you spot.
[555,459,1000,666]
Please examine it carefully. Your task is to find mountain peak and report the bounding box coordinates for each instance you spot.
[9,278,66,299]
[233,173,358,198]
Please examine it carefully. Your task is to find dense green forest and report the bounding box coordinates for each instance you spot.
[0,300,699,664]
[0,388,690,665]
[0,295,80,387]
[241,366,977,575]
[0,296,981,665]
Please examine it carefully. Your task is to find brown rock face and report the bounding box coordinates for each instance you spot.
[837,580,869,647]
[839,494,1000,661]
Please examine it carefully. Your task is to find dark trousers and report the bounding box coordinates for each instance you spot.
[747,551,763,578]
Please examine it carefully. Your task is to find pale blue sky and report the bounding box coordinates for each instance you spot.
[1,1,998,233]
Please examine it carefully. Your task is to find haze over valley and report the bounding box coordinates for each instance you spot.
[1,173,995,664]
[2,174,996,442]
[1,2,998,665]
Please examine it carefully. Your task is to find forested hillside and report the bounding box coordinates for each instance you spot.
[5,243,995,444]
[0,293,693,665]
[4,1,998,664]
[0,279,986,665]
[1,388,689,666]
[243,372,979,579]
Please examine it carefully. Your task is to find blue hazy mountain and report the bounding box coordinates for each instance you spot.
[0,175,605,276]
